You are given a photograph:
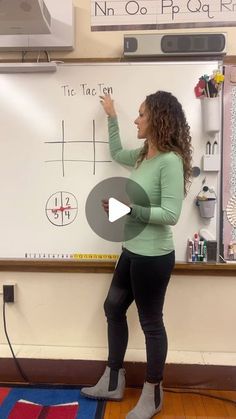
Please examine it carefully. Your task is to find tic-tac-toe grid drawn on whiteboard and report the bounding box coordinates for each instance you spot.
[44,119,112,176]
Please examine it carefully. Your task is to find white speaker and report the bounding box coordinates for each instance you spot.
[124,33,227,57]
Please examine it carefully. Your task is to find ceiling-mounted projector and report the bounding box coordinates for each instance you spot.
[0,0,74,50]
[0,0,51,35]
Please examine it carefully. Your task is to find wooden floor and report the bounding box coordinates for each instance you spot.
[104,388,236,418]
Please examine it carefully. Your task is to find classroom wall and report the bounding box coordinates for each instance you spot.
[1,271,236,367]
[0,0,236,369]
[1,0,236,60]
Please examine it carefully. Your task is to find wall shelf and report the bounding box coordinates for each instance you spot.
[0,259,235,275]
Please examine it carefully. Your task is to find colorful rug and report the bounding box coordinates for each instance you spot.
[0,385,105,419]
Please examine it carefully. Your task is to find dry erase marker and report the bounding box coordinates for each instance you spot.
[193,233,199,259]
[203,241,207,262]
[212,141,218,154]
[198,240,204,261]
[187,239,193,262]
[206,141,211,154]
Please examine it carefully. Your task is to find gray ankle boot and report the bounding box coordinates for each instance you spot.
[126,381,163,419]
[80,366,125,400]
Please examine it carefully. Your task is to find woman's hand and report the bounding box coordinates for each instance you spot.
[102,198,132,218]
[100,94,116,117]
[101,199,109,216]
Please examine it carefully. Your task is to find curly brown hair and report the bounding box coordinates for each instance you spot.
[137,91,193,196]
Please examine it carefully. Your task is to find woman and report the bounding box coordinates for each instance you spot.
[81,92,192,419]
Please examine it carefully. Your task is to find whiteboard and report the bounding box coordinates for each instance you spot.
[0,62,221,261]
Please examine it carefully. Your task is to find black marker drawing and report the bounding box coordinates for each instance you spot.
[45,119,112,176]
[45,191,78,226]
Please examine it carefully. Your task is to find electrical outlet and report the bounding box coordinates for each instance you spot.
[3,284,16,303]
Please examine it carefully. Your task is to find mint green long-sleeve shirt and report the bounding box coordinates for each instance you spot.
[108,116,184,256]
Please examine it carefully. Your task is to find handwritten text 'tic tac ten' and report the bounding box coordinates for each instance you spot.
[61,83,114,97]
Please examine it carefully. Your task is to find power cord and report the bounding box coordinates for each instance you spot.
[164,387,236,406]
[3,301,29,383]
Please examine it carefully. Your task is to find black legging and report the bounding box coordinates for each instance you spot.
[104,248,175,383]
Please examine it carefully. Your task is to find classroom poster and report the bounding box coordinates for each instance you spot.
[91,0,236,31]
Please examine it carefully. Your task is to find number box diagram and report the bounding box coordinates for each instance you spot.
[45,191,78,226]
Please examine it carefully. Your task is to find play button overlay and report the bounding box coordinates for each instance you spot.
[108,197,130,222]
[85,177,150,242]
